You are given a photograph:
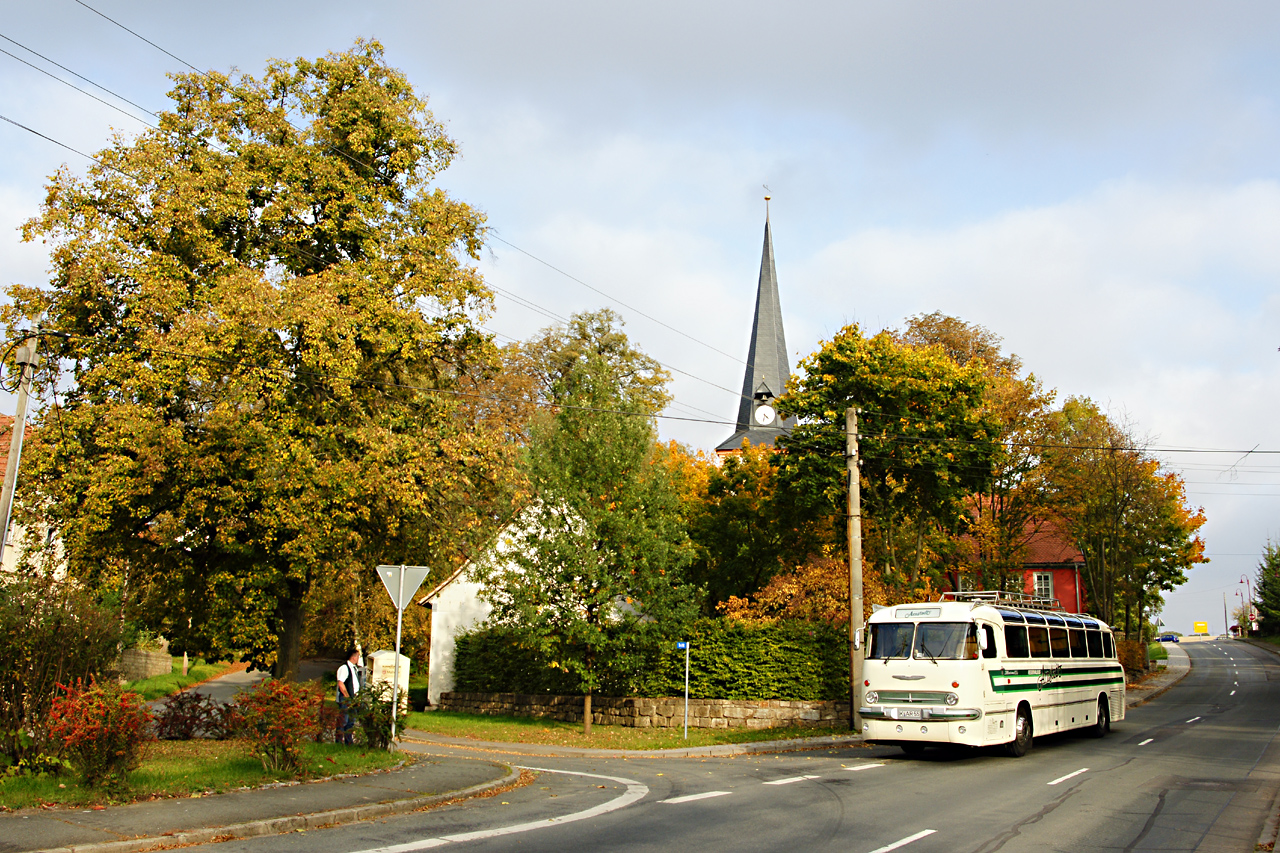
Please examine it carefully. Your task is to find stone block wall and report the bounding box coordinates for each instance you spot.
[120,649,172,682]
[439,691,850,729]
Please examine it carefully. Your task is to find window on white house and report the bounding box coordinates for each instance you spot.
[1034,572,1054,600]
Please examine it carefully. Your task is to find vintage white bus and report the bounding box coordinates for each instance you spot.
[859,591,1125,756]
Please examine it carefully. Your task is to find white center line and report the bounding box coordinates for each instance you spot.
[867,830,938,853]
[1139,738,1154,746]
[846,763,887,772]
[764,775,821,785]
[661,791,732,804]
[1186,716,1202,723]
[1047,768,1089,786]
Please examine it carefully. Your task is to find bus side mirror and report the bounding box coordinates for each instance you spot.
[978,629,989,651]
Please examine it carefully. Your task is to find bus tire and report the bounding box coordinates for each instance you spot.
[900,742,926,755]
[1089,696,1110,738]
[1005,705,1033,757]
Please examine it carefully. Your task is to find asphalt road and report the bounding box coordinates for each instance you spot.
[206,640,1280,853]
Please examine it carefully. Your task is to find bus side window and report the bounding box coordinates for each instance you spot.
[1103,632,1115,659]
[1086,630,1103,657]
[1028,627,1051,658]
[982,624,998,659]
[1069,629,1088,657]
[1004,625,1029,658]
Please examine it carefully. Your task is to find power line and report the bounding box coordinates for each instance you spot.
[0,31,157,118]
[0,44,158,130]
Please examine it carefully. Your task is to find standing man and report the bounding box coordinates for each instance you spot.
[336,647,362,745]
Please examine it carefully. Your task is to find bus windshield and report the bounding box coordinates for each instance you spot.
[867,621,979,661]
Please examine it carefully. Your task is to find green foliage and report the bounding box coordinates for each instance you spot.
[473,311,696,715]
[8,40,518,678]
[348,680,407,750]
[47,679,153,791]
[1255,543,1280,631]
[454,620,849,702]
[0,575,122,766]
[235,679,323,773]
[124,659,232,701]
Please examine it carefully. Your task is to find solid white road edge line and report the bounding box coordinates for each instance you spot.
[1139,738,1154,746]
[660,791,732,804]
[764,775,821,785]
[866,829,938,853]
[846,763,887,772]
[346,766,649,853]
[1047,768,1089,786]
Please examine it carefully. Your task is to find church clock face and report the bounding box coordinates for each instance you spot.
[754,404,776,426]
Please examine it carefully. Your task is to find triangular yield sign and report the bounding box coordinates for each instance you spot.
[376,565,431,611]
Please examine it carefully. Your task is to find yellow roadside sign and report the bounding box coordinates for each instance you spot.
[1193,621,1208,634]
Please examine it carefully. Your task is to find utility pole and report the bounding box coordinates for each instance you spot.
[847,407,864,733]
[1223,593,1229,637]
[0,336,39,567]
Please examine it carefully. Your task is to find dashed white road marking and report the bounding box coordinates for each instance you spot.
[1047,768,1089,786]
[764,775,821,785]
[866,830,938,853]
[346,766,648,853]
[1186,716,1202,724]
[661,791,732,804]
[1231,690,1236,696]
[846,763,887,772]
[1139,738,1154,746]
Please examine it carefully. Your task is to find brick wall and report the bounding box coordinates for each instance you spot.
[439,691,850,730]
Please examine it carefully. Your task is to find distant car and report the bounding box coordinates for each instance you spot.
[1217,634,1231,640]
[1158,633,1179,643]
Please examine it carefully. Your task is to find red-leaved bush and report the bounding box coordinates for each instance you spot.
[47,679,153,790]
[236,679,322,773]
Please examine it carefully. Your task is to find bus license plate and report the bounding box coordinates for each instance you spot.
[897,708,922,720]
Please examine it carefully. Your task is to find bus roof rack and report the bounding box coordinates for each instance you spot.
[938,590,1066,612]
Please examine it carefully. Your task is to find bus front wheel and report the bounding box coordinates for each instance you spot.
[1005,706,1033,757]
[1089,697,1110,738]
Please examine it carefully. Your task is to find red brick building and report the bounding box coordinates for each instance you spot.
[1019,518,1087,613]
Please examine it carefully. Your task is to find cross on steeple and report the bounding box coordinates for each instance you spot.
[716,204,795,453]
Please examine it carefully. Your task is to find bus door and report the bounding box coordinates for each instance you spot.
[977,621,1006,742]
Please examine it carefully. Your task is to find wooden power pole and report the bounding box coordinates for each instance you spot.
[847,407,864,733]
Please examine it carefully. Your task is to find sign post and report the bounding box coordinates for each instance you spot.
[677,641,690,739]
[376,565,431,741]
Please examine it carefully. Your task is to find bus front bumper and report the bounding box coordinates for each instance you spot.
[858,706,982,722]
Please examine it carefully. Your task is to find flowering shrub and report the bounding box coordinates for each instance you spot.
[47,679,152,790]
[155,692,240,740]
[315,702,342,743]
[236,679,322,773]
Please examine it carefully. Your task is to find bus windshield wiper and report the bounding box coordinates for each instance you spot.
[916,642,939,665]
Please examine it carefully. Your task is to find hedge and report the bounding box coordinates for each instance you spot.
[453,619,849,701]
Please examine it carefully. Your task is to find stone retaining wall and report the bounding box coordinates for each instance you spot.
[120,649,172,682]
[439,691,849,729]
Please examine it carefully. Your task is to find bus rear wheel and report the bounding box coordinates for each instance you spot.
[1089,697,1110,738]
[1005,706,1032,757]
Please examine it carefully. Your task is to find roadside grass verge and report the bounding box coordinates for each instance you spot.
[125,659,237,701]
[1148,643,1168,661]
[402,710,847,750]
[0,739,402,811]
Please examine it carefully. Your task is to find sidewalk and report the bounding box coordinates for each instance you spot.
[1125,643,1191,708]
[400,730,867,759]
[2,756,517,853]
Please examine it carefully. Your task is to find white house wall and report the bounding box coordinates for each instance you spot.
[427,573,492,705]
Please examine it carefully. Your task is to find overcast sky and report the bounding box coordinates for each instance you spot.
[3,0,1279,632]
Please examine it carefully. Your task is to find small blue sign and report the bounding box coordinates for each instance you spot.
[677,641,688,650]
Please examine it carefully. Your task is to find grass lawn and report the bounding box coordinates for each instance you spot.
[1148,642,1168,661]
[0,739,403,811]
[125,658,237,701]
[402,710,853,750]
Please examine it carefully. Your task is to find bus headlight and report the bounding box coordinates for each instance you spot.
[864,691,879,704]
[945,693,959,706]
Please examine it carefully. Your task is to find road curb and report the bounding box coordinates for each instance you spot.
[1125,646,1191,709]
[1257,784,1280,852]
[32,764,521,853]
[401,731,865,759]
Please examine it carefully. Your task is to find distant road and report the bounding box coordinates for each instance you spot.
[209,640,1280,853]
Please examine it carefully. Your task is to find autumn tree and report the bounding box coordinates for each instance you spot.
[472,311,696,733]
[776,325,999,593]
[6,42,518,677]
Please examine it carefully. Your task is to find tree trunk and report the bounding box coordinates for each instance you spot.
[274,594,304,681]
[583,689,592,737]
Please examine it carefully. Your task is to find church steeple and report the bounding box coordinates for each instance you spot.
[716,204,795,453]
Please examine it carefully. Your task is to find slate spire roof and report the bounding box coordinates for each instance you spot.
[716,213,795,453]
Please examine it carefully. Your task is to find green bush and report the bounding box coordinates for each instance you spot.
[350,681,407,750]
[0,575,122,767]
[236,679,322,773]
[454,619,850,701]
